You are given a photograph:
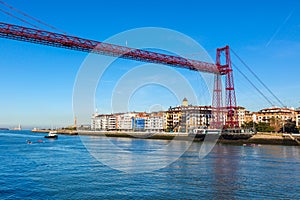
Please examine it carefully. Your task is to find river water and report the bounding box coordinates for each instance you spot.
[0,130,299,199]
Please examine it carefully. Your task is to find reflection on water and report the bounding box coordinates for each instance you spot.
[81,135,193,173]
[0,131,299,199]
[211,145,240,199]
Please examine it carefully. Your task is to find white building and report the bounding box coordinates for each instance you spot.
[117,113,136,130]
[146,112,165,132]
[185,106,212,131]
[166,98,212,132]
[236,106,252,127]
[108,115,117,130]
[91,114,117,130]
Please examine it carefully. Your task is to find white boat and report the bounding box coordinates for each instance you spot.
[44,131,58,139]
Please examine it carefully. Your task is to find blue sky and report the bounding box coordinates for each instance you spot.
[0,0,299,128]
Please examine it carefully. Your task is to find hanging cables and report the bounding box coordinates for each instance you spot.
[218,50,274,106]
[231,61,275,106]
[231,48,285,107]
[0,7,39,28]
[0,0,66,34]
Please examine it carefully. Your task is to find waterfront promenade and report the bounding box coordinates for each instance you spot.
[32,129,300,146]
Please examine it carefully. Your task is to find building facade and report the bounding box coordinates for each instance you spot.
[166,106,183,132]
[146,112,166,132]
[294,109,300,127]
[91,114,117,131]
[166,98,212,133]
[236,106,252,127]
[253,107,295,124]
[91,100,299,132]
[185,106,212,131]
[117,113,136,131]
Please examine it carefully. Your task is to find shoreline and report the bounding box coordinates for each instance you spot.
[218,134,300,146]
[32,129,300,146]
[78,131,300,146]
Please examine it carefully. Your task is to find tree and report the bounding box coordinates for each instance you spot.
[242,121,255,129]
[255,122,275,132]
[279,120,299,133]
[242,121,274,132]
[269,117,282,132]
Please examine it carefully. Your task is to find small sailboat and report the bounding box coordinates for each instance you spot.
[11,124,22,131]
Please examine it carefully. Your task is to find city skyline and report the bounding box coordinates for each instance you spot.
[91,97,300,134]
[0,0,300,127]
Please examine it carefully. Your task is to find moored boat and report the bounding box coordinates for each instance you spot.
[44,131,58,139]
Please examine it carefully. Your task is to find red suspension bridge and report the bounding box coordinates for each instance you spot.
[0,21,239,128]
